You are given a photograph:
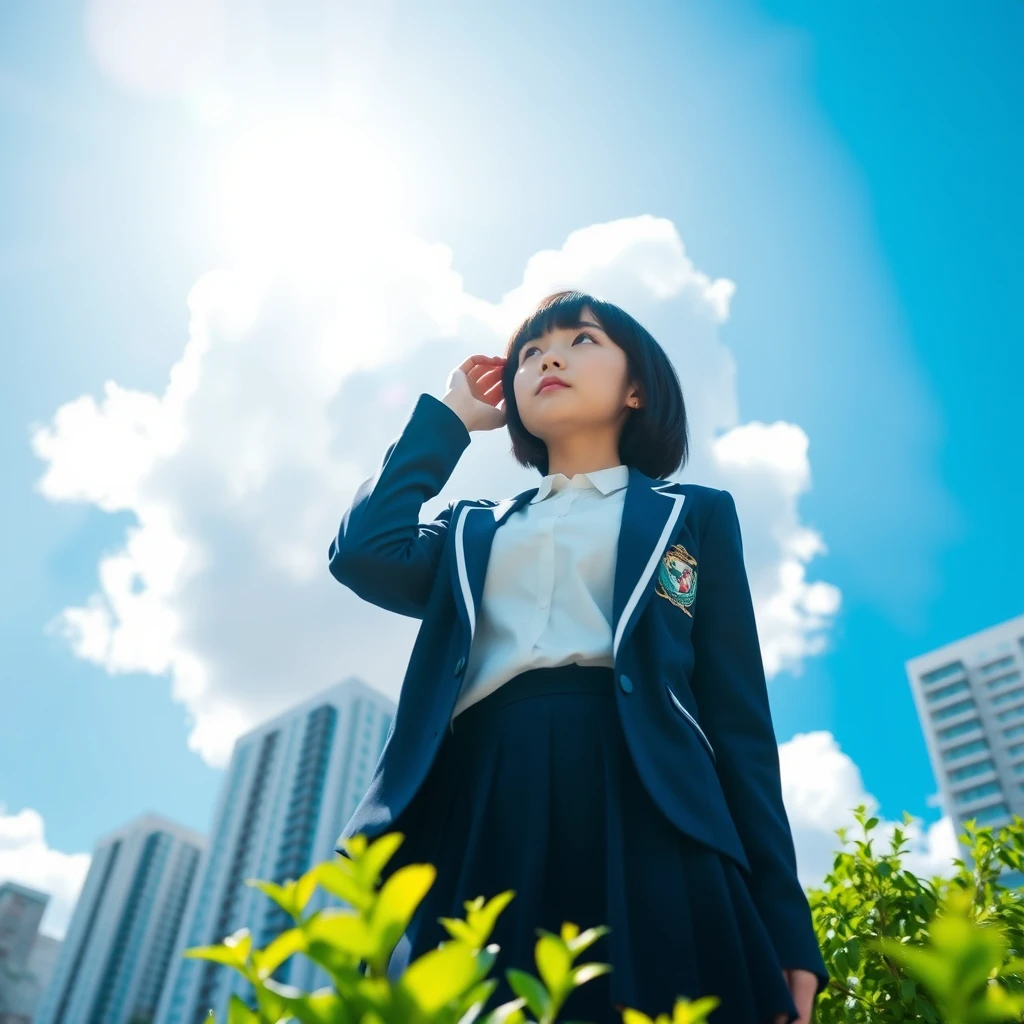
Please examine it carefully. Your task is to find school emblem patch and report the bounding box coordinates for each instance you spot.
[655,544,697,617]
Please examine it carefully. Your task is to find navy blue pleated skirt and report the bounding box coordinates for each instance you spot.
[379,664,803,1024]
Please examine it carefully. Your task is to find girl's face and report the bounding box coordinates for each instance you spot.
[512,306,636,440]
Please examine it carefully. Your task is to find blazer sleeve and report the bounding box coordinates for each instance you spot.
[690,488,828,993]
[328,392,471,618]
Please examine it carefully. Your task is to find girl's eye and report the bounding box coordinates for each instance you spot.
[521,333,596,360]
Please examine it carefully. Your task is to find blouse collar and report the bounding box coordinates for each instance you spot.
[529,463,629,504]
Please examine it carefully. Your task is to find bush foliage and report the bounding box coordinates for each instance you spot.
[186,807,1024,1024]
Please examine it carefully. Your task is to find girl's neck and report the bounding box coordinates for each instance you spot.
[544,435,623,480]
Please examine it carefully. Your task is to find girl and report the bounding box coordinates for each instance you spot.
[329,291,829,1023]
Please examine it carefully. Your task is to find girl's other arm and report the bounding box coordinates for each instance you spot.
[690,489,827,988]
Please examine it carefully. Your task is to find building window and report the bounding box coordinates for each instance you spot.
[970,801,1010,824]
[986,670,1022,691]
[981,655,1016,675]
[942,738,989,762]
[953,780,1002,805]
[948,759,995,782]
[991,686,1024,707]
[922,662,967,685]
[926,680,971,704]
[932,699,977,722]
[938,719,982,741]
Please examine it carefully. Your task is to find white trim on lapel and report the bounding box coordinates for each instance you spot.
[452,496,521,647]
[453,502,479,640]
[612,484,686,659]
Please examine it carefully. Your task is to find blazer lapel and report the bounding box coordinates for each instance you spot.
[450,470,686,660]
[611,468,687,658]
[450,488,537,643]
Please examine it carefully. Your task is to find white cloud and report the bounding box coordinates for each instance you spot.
[0,804,91,941]
[780,731,960,888]
[83,0,227,99]
[31,187,840,768]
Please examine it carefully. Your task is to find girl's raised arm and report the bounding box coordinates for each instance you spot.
[328,355,506,618]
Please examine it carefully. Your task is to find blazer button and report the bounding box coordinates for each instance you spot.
[618,674,633,693]
[454,656,466,676]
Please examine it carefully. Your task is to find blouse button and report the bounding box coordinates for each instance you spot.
[454,656,466,676]
[618,674,634,693]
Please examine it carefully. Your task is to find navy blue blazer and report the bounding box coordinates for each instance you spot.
[328,392,826,979]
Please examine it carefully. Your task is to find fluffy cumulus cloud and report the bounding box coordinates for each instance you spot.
[32,207,841,768]
[779,731,960,886]
[0,804,91,940]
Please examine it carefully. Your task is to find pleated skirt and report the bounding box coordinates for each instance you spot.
[378,663,803,1024]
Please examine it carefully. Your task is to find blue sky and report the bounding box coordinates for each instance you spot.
[2,0,1021,937]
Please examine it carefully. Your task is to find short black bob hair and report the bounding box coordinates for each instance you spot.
[501,290,689,480]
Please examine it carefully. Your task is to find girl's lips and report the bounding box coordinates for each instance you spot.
[538,382,570,393]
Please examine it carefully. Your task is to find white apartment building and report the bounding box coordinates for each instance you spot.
[907,611,1024,884]
[32,814,204,1024]
[155,676,394,1024]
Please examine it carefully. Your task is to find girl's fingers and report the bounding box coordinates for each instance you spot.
[475,366,505,387]
[469,365,505,400]
[482,375,503,395]
[458,354,506,375]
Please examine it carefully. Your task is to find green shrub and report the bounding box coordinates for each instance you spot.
[808,804,1024,1022]
[185,830,720,1024]
[186,806,1024,1024]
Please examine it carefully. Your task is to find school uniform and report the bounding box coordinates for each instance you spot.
[328,393,829,1024]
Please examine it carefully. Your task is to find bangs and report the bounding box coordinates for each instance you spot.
[506,291,614,360]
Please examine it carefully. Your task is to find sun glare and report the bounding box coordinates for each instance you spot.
[212,111,405,276]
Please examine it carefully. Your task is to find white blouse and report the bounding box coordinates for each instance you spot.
[450,463,629,720]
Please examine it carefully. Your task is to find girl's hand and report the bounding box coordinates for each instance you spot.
[774,968,819,1023]
[442,354,507,432]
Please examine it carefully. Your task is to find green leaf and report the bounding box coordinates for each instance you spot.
[247,879,295,918]
[310,862,373,912]
[463,889,516,947]
[535,934,571,993]
[226,995,259,1024]
[340,833,368,859]
[370,863,436,951]
[359,831,406,887]
[274,988,347,1024]
[506,968,551,1020]
[563,925,609,957]
[305,909,378,960]
[293,869,320,916]
[183,944,248,971]
[478,998,528,1024]
[438,917,478,944]
[621,1011,654,1024]
[400,941,479,1012]
[569,962,612,987]
[253,927,306,978]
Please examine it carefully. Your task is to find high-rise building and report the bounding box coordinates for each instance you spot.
[32,814,204,1024]
[0,881,56,1024]
[906,611,1024,882]
[155,676,395,1024]
[0,881,47,978]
